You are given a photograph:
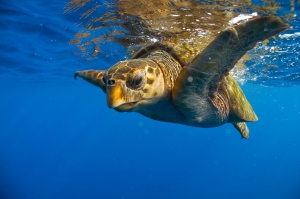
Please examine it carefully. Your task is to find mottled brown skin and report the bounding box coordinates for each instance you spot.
[75,16,289,139]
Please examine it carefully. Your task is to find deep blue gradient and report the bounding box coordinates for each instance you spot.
[1,1,300,199]
[1,82,300,199]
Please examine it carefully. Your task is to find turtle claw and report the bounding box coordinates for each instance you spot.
[74,72,78,80]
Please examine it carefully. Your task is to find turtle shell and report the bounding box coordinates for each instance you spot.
[132,42,258,123]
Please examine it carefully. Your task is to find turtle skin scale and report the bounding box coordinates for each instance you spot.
[74,16,289,139]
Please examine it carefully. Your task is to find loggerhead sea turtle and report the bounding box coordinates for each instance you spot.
[74,16,288,139]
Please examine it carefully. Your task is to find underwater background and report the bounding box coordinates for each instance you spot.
[1,0,300,199]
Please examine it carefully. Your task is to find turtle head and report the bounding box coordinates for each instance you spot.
[75,58,165,112]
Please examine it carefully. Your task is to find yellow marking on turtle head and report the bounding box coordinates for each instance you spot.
[106,81,125,108]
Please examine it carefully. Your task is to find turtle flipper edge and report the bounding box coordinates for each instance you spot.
[232,122,249,139]
[74,70,106,93]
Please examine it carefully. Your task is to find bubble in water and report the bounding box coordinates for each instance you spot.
[188,76,193,82]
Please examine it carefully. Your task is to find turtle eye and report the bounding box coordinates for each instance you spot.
[107,79,115,86]
[126,71,145,90]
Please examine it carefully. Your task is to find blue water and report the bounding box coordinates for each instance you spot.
[1,1,300,199]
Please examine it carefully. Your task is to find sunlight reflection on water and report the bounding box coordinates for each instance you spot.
[64,0,300,86]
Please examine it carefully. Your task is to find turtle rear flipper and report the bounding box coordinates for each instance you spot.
[221,75,258,122]
[232,122,249,139]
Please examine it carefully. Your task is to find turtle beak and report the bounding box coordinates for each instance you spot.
[74,70,106,93]
[106,81,125,108]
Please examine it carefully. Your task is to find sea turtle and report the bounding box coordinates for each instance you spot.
[74,16,288,139]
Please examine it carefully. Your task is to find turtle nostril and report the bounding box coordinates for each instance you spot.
[107,79,116,86]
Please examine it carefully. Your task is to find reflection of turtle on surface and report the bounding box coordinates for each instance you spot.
[75,16,288,139]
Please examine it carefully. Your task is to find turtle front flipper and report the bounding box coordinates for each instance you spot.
[175,16,289,94]
[74,70,106,93]
[172,16,288,128]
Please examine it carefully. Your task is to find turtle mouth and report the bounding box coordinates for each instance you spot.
[127,101,138,105]
[114,101,139,112]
